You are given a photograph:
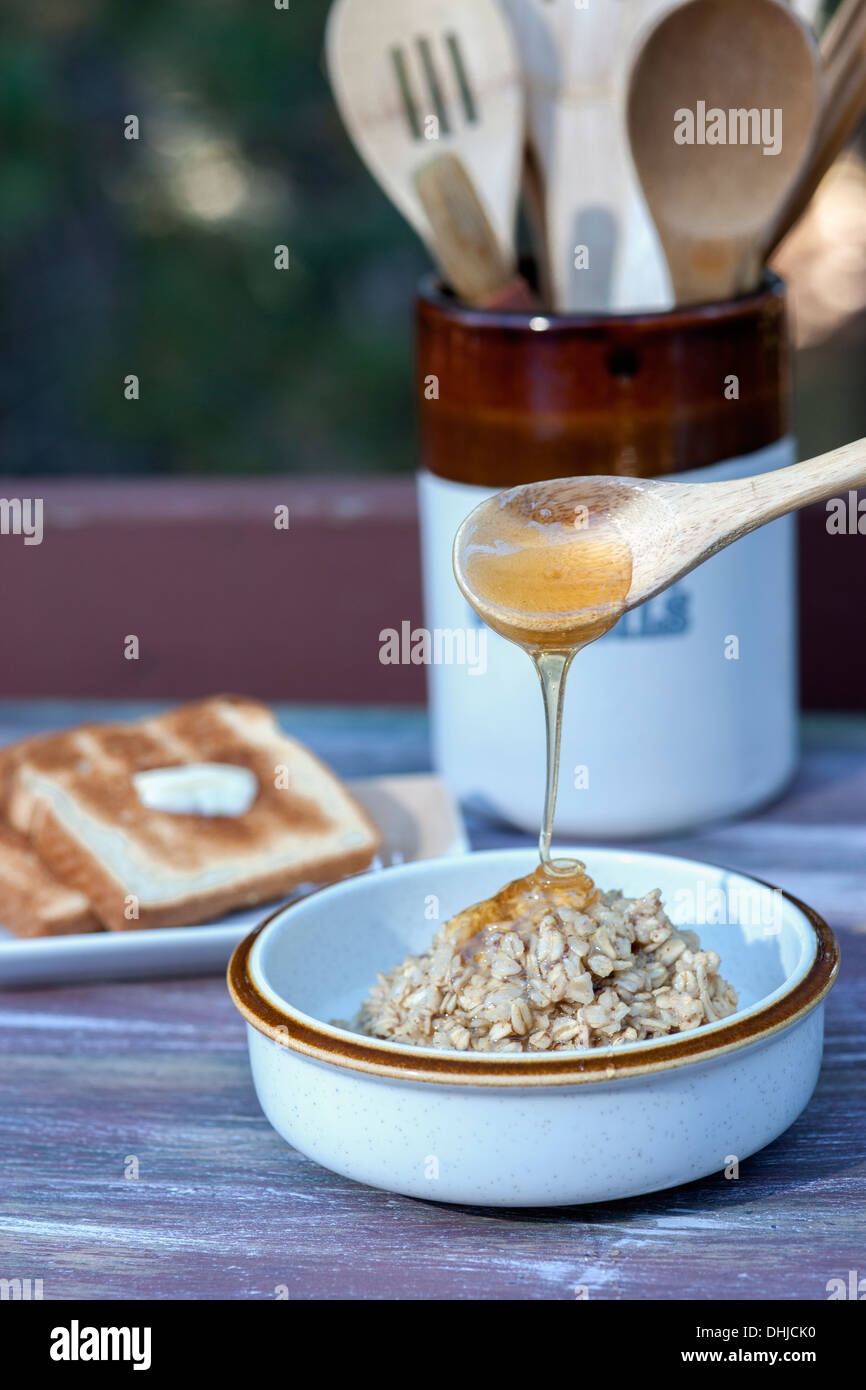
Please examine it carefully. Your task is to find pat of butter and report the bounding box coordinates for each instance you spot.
[133,764,259,817]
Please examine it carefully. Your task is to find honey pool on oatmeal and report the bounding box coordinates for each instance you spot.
[356,862,738,1053]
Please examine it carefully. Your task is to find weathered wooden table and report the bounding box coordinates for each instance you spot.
[0,702,863,1301]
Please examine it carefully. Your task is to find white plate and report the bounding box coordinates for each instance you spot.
[0,774,468,988]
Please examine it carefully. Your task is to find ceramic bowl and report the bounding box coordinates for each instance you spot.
[228,847,839,1207]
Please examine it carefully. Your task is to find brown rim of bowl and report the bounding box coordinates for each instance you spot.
[227,879,840,1089]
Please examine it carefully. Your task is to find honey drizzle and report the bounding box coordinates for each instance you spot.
[533,650,578,878]
[455,485,634,875]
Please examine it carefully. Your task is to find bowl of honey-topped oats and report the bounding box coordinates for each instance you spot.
[229,847,838,1207]
[356,860,738,1053]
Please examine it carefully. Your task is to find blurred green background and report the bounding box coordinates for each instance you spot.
[0,0,427,475]
[1,0,864,476]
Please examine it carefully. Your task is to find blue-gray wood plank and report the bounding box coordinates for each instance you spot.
[0,702,863,1300]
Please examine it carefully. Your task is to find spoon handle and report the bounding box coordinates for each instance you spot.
[712,436,866,545]
[414,153,538,310]
[632,437,866,607]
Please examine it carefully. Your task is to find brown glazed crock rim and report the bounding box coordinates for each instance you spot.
[416,269,786,334]
[227,863,840,1089]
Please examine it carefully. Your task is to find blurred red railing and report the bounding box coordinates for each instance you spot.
[0,477,860,709]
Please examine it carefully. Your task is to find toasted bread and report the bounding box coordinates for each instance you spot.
[0,822,102,937]
[2,697,382,931]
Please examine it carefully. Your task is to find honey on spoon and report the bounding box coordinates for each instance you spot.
[453,439,866,880]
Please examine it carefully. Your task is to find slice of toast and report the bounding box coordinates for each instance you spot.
[0,823,102,937]
[1,696,382,931]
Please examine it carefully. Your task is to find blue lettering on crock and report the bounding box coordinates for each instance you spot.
[608,586,692,639]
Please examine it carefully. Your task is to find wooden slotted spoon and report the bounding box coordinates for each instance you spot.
[326,0,530,308]
[627,0,823,305]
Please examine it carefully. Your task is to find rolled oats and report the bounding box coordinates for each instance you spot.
[355,863,738,1053]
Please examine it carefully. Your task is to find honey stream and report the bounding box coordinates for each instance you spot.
[455,484,633,879]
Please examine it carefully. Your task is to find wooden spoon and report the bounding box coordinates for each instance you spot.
[767,0,866,253]
[503,0,673,312]
[627,0,823,305]
[820,0,866,85]
[326,0,530,308]
[454,437,866,643]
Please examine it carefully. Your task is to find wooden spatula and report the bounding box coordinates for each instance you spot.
[503,0,673,313]
[326,0,529,309]
[414,153,537,310]
[627,0,823,305]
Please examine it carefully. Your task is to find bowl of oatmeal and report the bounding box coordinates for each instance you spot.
[355,860,740,1053]
[228,847,839,1207]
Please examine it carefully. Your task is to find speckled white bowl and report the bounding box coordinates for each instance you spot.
[228,848,839,1207]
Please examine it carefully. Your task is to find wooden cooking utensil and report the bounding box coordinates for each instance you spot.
[766,16,866,254]
[821,0,866,84]
[627,0,823,305]
[819,0,866,139]
[519,143,553,308]
[414,153,537,309]
[456,436,866,636]
[791,0,826,28]
[326,0,528,309]
[503,0,673,312]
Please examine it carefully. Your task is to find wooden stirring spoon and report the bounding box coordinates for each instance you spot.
[326,0,533,309]
[627,0,822,305]
[453,437,866,648]
[820,0,866,89]
[767,0,866,254]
